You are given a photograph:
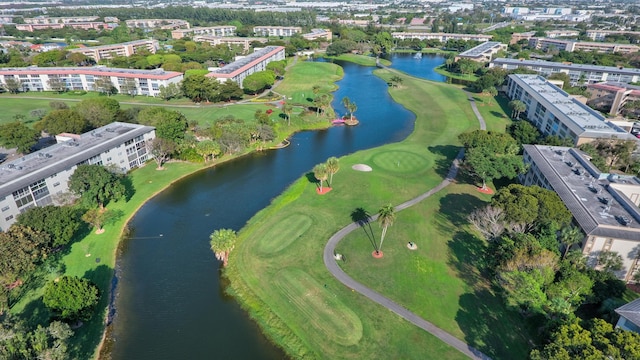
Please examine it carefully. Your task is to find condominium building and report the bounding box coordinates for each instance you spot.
[455,41,506,62]
[529,38,640,54]
[125,19,190,31]
[253,26,301,37]
[587,82,640,116]
[0,66,183,97]
[16,22,109,32]
[68,39,159,62]
[506,74,634,145]
[302,28,332,41]
[193,35,267,52]
[23,16,99,24]
[0,122,155,231]
[521,144,640,281]
[391,32,492,43]
[206,46,285,87]
[545,30,580,38]
[490,58,640,86]
[586,30,640,41]
[171,26,236,40]
[510,31,536,45]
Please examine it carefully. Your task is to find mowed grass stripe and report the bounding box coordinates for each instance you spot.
[371,150,432,173]
[273,267,363,346]
[255,214,313,256]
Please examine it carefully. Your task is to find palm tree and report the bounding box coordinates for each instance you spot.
[558,226,583,259]
[509,100,526,119]
[318,94,331,117]
[282,102,293,126]
[313,164,329,193]
[487,86,498,106]
[209,229,237,267]
[342,96,357,121]
[326,157,340,186]
[376,204,396,254]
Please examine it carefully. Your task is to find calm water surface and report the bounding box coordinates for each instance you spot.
[108,60,420,359]
[385,53,447,82]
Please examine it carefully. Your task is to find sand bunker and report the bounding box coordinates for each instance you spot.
[352,164,372,172]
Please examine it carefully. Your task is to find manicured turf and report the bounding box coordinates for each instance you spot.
[434,65,479,82]
[276,61,343,106]
[324,53,392,67]
[469,93,513,132]
[225,69,536,359]
[254,214,313,256]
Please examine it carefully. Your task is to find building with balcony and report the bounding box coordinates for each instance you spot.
[587,82,640,116]
[171,26,236,40]
[529,38,640,54]
[16,22,110,32]
[68,39,158,62]
[125,19,190,31]
[23,16,99,24]
[586,30,640,41]
[490,58,640,86]
[391,32,492,42]
[521,144,640,282]
[455,41,506,62]
[545,30,580,38]
[506,74,634,145]
[253,26,301,37]
[0,66,183,97]
[206,46,285,87]
[193,35,267,52]
[0,122,155,231]
[302,28,332,41]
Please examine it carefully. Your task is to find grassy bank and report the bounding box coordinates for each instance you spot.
[225,69,534,358]
[5,59,341,359]
[434,64,479,82]
[323,53,392,67]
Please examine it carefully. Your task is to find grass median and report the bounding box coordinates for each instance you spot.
[224,69,533,359]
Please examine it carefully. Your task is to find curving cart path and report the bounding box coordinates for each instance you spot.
[323,72,491,360]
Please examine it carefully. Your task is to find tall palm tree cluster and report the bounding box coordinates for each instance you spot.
[313,157,340,193]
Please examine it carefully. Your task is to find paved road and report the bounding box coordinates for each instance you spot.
[322,70,491,359]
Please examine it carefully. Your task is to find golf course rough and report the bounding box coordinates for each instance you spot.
[273,267,363,346]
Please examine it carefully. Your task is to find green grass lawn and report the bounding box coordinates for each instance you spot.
[275,61,343,106]
[470,93,513,132]
[434,65,479,82]
[226,70,535,358]
[323,53,392,67]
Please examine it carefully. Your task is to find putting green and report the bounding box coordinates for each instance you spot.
[371,150,432,173]
[254,214,313,256]
[273,268,363,346]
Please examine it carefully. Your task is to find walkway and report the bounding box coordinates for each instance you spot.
[322,72,490,360]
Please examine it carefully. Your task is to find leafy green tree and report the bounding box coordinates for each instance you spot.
[195,140,221,162]
[559,226,584,259]
[0,226,50,290]
[4,78,23,93]
[342,96,357,121]
[181,74,220,103]
[74,97,120,128]
[43,276,99,321]
[373,31,393,55]
[487,86,498,106]
[219,80,243,101]
[464,147,526,190]
[47,77,67,93]
[313,163,329,193]
[507,120,541,145]
[146,137,177,169]
[0,121,40,153]
[325,39,358,56]
[35,108,89,135]
[376,204,396,254]
[32,49,67,67]
[209,229,236,267]
[492,184,572,229]
[68,164,125,209]
[0,319,74,360]
[326,157,340,187]
[389,75,404,87]
[242,70,275,94]
[266,60,286,77]
[93,77,117,96]
[81,208,116,233]
[16,206,81,247]
[137,107,188,142]
[158,83,182,101]
[254,109,271,125]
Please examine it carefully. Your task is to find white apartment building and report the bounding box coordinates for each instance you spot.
[391,32,492,43]
[302,29,332,41]
[253,26,301,37]
[0,66,183,97]
[171,26,236,40]
[0,122,155,231]
[490,58,640,86]
[545,30,580,38]
[126,19,190,31]
[193,35,267,52]
[455,41,506,62]
[521,145,640,282]
[529,38,640,54]
[68,39,159,62]
[506,74,634,145]
[23,16,99,24]
[586,30,640,41]
[206,46,285,87]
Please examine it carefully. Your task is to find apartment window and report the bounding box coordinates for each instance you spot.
[5,215,13,221]
[53,182,60,187]
[1,206,9,212]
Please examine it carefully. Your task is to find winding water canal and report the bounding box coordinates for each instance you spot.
[107,54,445,359]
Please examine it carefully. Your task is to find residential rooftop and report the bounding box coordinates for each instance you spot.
[493,58,640,77]
[207,46,284,76]
[458,41,503,57]
[524,145,640,241]
[0,66,182,80]
[0,122,154,199]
